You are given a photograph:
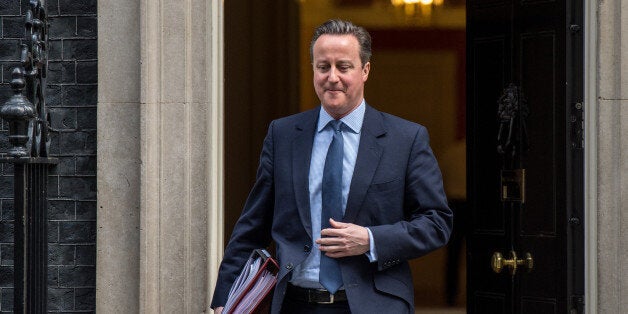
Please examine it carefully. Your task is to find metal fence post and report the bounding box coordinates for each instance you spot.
[0,1,58,312]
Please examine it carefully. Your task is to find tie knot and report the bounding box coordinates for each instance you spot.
[329,120,342,132]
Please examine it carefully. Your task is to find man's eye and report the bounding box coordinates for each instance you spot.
[317,65,330,71]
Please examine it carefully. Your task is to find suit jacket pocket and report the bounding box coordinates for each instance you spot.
[368,178,402,193]
[365,178,405,223]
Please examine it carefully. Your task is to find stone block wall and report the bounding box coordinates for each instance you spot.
[0,0,97,312]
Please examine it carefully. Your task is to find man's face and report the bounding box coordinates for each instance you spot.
[312,34,370,119]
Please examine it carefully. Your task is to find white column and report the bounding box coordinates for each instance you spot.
[96,0,141,312]
[139,0,223,312]
[97,0,224,312]
[595,0,628,312]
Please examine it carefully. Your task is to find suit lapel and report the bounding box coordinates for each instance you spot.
[292,108,319,238]
[344,105,385,223]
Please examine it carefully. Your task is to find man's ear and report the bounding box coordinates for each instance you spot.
[362,62,370,81]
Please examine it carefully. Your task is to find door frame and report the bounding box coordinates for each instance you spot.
[583,0,598,312]
[208,0,225,307]
[211,2,599,312]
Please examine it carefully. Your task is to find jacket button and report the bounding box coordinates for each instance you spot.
[304,245,311,252]
[286,263,294,270]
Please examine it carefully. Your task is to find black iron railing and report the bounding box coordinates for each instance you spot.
[0,0,58,312]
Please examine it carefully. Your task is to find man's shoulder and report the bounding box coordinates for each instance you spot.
[367,105,426,132]
[271,107,319,129]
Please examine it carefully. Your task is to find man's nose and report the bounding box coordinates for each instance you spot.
[328,68,340,82]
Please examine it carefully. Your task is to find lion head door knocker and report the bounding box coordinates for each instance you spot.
[496,83,529,159]
[496,84,529,203]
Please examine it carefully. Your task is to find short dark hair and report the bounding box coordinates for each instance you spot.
[310,19,372,67]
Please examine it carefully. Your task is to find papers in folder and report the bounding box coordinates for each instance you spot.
[223,249,279,314]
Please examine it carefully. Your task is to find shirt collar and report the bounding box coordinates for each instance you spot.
[317,100,366,134]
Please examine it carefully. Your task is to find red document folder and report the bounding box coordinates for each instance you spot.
[223,249,279,314]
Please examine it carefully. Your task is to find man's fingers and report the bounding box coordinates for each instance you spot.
[320,219,351,237]
[317,235,344,248]
[320,228,342,237]
[329,218,348,228]
[316,221,370,257]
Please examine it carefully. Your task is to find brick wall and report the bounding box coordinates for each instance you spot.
[0,0,97,312]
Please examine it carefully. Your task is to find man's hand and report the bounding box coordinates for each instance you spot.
[214,306,224,314]
[317,219,370,258]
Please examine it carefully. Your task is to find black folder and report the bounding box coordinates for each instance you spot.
[223,249,279,314]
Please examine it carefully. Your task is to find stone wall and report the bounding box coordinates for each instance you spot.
[596,0,628,312]
[0,0,97,312]
[95,0,140,312]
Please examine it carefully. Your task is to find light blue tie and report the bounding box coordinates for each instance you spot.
[319,120,344,294]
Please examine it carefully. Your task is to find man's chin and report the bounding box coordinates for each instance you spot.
[322,97,346,107]
[322,102,346,111]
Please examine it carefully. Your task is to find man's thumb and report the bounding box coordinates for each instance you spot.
[329,218,346,228]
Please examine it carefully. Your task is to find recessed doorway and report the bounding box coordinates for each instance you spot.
[224,1,467,313]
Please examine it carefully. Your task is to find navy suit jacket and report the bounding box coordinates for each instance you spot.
[212,104,452,313]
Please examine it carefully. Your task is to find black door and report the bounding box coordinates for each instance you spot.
[466,0,584,313]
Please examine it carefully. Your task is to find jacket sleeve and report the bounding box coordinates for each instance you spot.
[210,121,276,308]
[368,126,453,271]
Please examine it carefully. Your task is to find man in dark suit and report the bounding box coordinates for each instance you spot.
[212,19,452,314]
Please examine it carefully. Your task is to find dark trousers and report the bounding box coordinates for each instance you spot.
[280,295,351,314]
